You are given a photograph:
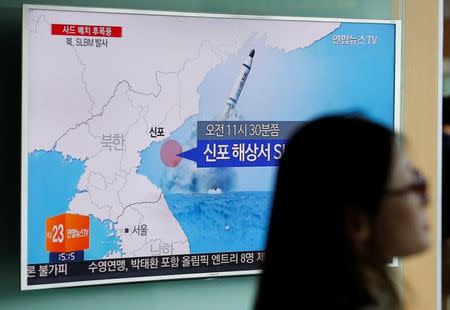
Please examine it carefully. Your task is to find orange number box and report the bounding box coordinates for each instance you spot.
[45,213,90,253]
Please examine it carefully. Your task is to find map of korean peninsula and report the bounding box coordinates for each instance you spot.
[27,9,340,262]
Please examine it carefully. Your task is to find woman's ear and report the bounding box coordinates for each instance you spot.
[344,207,371,246]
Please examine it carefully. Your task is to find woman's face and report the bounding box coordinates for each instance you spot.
[373,145,430,260]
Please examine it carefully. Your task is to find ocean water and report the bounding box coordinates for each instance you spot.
[28,151,121,264]
[138,22,395,194]
[165,191,272,253]
[138,22,396,255]
[84,218,122,260]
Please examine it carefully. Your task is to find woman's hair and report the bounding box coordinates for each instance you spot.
[254,114,397,310]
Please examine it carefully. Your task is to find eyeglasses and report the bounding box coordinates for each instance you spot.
[385,169,428,197]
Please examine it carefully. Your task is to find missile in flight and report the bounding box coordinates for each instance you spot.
[225,49,255,118]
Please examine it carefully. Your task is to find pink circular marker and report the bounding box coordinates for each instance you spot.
[160,140,182,167]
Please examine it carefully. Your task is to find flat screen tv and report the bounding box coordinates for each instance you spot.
[22,4,401,289]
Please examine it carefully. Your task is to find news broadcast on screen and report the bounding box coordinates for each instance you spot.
[21,4,400,289]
